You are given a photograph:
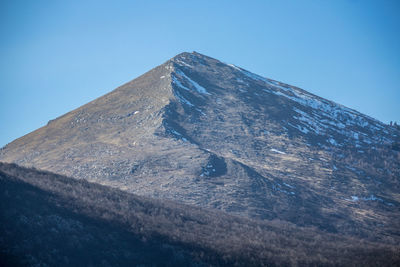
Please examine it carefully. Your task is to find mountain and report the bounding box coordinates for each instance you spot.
[1,51,399,242]
[1,162,399,266]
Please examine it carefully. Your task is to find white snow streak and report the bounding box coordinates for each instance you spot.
[175,70,211,95]
[174,91,194,107]
[172,76,191,91]
[270,148,286,154]
[175,59,193,68]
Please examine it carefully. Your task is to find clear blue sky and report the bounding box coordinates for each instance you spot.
[1,0,399,147]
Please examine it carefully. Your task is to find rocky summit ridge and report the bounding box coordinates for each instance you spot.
[1,51,399,241]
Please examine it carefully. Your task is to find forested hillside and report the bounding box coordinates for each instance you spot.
[1,162,399,266]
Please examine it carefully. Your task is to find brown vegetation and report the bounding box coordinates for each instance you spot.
[1,162,399,266]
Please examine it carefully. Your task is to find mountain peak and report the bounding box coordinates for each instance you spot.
[170,51,216,68]
[1,53,399,241]
[173,50,208,58]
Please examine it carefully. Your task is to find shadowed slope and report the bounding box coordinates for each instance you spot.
[1,162,399,266]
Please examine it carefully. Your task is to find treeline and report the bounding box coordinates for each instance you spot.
[1,162,399,266]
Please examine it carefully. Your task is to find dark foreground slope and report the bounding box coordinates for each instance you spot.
[1,163,399,266]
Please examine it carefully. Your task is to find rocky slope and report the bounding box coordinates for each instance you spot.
[1,52,399,241]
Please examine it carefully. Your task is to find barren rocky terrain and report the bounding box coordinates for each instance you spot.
[1,51,399,243]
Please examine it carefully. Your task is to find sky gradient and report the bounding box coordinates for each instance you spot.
[1,0,399,147]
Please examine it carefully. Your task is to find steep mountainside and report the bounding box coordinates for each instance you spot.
[1,52,399,241]
[1,163,399,266]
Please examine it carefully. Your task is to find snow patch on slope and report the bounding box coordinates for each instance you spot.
[232,65,392,146]
[174,91,194,107]
[175,59,193,68]
[346,194,394,206]
[174,69,211,95]
[270,148,286,155]
[172,76,191,91]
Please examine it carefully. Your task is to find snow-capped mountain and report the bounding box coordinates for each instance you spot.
[1,52,399,241]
